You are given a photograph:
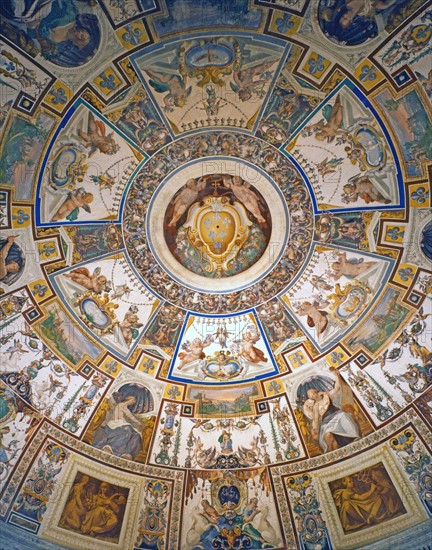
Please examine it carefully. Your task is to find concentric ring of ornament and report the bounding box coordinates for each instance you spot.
[123,131,314,314]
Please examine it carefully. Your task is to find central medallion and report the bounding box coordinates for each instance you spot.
[163,173,272,279]
[146,158,285,294]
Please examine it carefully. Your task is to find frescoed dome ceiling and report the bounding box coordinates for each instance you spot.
[0,1,431,548]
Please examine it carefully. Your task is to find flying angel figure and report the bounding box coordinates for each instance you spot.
[47,374,65,397]
[64,266,112,293]
[297,300,329,336]
[146,69,192,113]
[308,94,345,143]
[111,284,133,300]
[78,113,120,156]
[177,335,213,370]
[214,325,234,348]
[310,275,333,292]
[238,437,262,466]
[6,339,28,359]
[51,187,93,222]
[412,305,431,323]
[315,156,344,177]
[20,322,38,340]
[90,174,116,190]
[193,437,217,468]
